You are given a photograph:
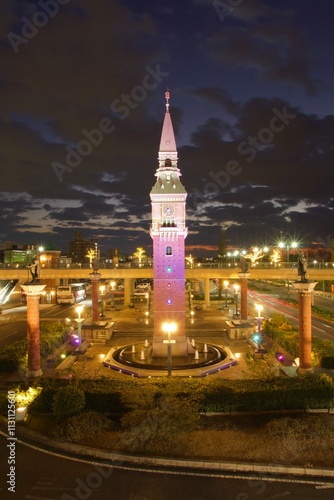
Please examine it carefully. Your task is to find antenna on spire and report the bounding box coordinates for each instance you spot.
[165,88,170,112]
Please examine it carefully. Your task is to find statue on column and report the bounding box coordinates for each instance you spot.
[92,258,100,273]
[297,252,308,282]
[239,256,249,273]
[27,257,40,283]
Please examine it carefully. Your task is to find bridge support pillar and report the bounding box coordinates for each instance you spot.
[292,281,317,374]
[90,272,101,323]
[20,283,46,378]
[238,272,250,321]
[204,278,210,307]
[124,278,134,305]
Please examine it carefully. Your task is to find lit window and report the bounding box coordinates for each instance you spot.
[166,246,172,256]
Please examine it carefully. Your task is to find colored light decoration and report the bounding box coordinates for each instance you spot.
[254,304,263,351]
[167,299,172,305]
[75,304,84,353]
[167,265,172,273]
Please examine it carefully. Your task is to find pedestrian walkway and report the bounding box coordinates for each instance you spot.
[51,302,253,380]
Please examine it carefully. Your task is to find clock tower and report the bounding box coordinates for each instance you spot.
[150,90,188,357]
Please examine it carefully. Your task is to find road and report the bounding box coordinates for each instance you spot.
[1,287,334,350]
[0,432,334,500]
[0,302,84,351]
[247,290,334,343]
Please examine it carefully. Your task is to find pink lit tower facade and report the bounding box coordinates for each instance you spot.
[150,90,188,357]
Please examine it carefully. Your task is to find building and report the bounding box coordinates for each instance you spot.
[68,231,98,264]
[150,90,188,357]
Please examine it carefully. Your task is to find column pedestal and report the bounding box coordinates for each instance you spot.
[20,283,46,378]
[90,272,101,323]
[292,281,317,374]
[238,272,250,321]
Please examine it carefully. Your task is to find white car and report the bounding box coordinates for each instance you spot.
[134,290,148,297]
[136,283,150,290]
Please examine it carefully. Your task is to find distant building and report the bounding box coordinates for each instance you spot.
[106,248,120,267]
[39,250,61,268]
[68,231,98,264]
[4,249,28,265]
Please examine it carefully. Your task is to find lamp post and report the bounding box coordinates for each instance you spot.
[233,284,240,318]
[145,292,149,314]
[255,304,263,351]
[162,321,177,376]
[99,284,105,317]
[75,305,84,353]
[223,280,229,308]
[278,240,298,263]
[110,280,116,307]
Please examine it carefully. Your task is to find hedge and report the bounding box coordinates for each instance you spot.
[263,313,334,369]
[29,374,334,416]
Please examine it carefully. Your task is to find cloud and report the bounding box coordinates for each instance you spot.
[203,3,320,95]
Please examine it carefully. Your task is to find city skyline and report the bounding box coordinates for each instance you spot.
[0,0,333,256]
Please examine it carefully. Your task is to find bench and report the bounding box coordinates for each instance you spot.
[55,355,77,370]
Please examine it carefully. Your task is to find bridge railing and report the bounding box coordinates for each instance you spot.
[1,261,333,271]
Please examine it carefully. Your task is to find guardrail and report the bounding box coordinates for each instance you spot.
[1,261,333,270]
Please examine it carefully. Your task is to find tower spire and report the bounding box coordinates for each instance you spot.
[165,88,170,112]
[159,89,177,158]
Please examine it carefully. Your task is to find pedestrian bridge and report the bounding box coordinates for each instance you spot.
[1,262,333,281]
[0,263,333,306]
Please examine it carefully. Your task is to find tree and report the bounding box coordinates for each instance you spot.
[85,248,96,267]
[270,248,281,266]
[133,247,146,267]
[185,254,194,268]
[246,247,264,265]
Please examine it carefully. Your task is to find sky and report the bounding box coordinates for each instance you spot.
[0,0,333,257]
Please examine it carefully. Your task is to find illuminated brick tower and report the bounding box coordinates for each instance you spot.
[150,90,188,357]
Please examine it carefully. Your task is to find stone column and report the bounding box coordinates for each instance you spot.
[238,272,250,321]
[90,272,101,323]
[292,281,317,374]
[20,283,46,378]
[123,277,133,306]
[204,278,210,307]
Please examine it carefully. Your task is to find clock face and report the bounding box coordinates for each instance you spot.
[163,204,174,216]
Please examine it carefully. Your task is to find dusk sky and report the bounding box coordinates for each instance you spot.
[1,0,333,257]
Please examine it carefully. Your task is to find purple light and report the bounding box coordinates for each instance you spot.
[278,355,284,361]
[167,299,172,305]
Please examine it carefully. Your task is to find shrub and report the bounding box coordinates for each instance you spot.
[0,340,27,371]
[0,321,68,373]
[52,385,85,421]
[120,392,201,455]
[49,411,112,443]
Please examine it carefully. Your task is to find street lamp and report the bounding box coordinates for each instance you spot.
[99,285,105,317]
[75,305,84,353]
[254,304,263,351]
[233,284,240,318]
[162,321,177,376]
[223,280,229,308]
[110,280,116,307]
[278,240,298,263]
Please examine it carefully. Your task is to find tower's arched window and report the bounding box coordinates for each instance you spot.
[166,246,172,256]
[165,158,172,167]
